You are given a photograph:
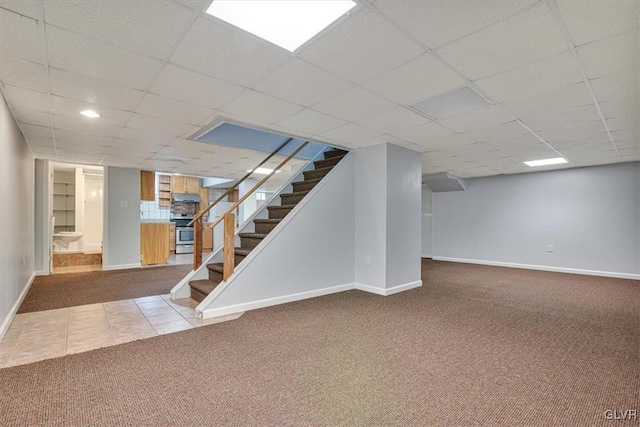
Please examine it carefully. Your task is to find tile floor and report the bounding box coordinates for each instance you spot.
[0,295,242,369]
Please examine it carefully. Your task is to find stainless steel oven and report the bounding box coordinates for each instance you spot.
[171,215,194,254]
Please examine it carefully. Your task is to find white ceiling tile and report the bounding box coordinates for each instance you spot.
[3,85,50,112]
[522,105,602,132]
[52,96,130,126]
[374,0,536,48]
[556,0,638,46]
[437,105,513,133]
[43,0,194,59]
[590,69,639,103]
[136,93,216,126]
[498,142,558,160]
[474,52,582,102]
[0,8,43,63]
[222,90,302,124]
[319,123,386,146]
[550,133,611,150]
[21,123,52,138]
[55,138,111,153]
[313,87,395,122]
[46,25,164,90]
[149,64,244,110]
[276,109,347,135]
[463,120,531,142]
[606,115,637,133]
[391,122,455,144]
[172,0,207,10]
[560,142,617,158]
[53,128,118,146]
[126,113,195,137]
[0,53,48,92]
[481,133,542,149]
[357,107,430,134]
[436,3,568,80]
[537,121,606,142]
[26,136,54,147]
[599,97,638,119]
[170,16,289,86]
[578,32,638,80]
[502,82,593,118]
[49,68,144,111]
[118,127,177,145]
[30,145,57,158]
[418,133,476,151]
[54,114,122,137]
[362,53,466,105]
[0,0,41,19]
[254,59,353,106]
[299,8,424,83]
[13,108,51,127]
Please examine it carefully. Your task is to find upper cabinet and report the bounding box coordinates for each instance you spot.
[140,170,155,201]
[171,175,199,194]
[158,175,171,206]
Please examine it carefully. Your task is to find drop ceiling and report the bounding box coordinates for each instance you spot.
[0,0,637,179]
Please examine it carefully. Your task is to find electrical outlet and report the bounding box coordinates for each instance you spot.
[547,245,553,253]
[365,255,371,265]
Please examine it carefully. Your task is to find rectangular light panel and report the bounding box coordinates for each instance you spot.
[524,157,568,167]
[410,86,491,119]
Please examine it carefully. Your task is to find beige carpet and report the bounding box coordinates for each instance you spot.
[2,260,638,426]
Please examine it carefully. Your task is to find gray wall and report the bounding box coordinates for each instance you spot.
[0,92,35,336]
[386,144,422,287]
[432,162,640,277]
[421,186,433,257]
[104,167,141,269]
[34,159,47,273]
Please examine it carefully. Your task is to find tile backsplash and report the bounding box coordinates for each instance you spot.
[140,200,170,220]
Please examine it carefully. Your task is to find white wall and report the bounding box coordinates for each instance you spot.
[202,153,356,316]
[0,92,35,338]
[103,167,140,270]
[385,144,422,288]
[354,144,387,288]
[34,159,48,273]
[432,162,640,278]
[421,186,433,257]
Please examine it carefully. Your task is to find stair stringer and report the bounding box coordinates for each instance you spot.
[197,153,356,319]
[169,148,327,300]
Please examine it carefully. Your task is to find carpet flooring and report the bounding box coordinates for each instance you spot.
[17,264,192,313]
[2,260,639,426]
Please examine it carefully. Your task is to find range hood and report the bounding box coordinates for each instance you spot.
[172,193,201,203]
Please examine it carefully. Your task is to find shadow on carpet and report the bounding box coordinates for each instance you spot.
[18,265,193,313]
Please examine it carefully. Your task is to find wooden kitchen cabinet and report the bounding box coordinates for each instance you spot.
[158,174,171,207]
[203,223,213,251]
[140,171,155,201]
[141,223,169,265]
[169,222,176,253]
[171,175,200,194]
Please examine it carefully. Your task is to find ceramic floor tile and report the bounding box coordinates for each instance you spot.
[146,313,185,326]
[69,303,104,313]
[1,327,24,343]
[66,338,114,355]
[140,306,179,318]
[188,312,244,327]
[112,326,158,344]
[152,319,193,335]
[8,342,67,367]
[103,300,138,310]
[0,340,19,355]
[69,311,107,323]
[136,300,170,310]
[169,298,199,308]
[10,313,32,327]
[160,294,171,300]
[134,295,164,304]
[67,325,112,339]
[0,352,11,368]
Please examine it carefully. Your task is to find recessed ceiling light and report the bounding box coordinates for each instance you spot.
[80,110,101,118]
[524,158,568,167]
[248,168,281,175]
[205,0,357,52]
[410,86,491,119]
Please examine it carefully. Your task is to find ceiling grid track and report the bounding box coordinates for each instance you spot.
[546,0,621,158]
[37,0,57,158]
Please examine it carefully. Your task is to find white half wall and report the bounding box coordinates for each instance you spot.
[201,153,356,316]
[0,91,35,339]
[432,162,640,278]
[103,167,141,270]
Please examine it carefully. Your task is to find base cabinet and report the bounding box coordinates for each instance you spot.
[141,223,169,265]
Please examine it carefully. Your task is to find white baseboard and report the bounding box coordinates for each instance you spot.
[102,263,141,271]
[34,270,48,276]
[355,280,423,296]
[0,272,36,341]
[199,283,355,319]
[432,257,640,281]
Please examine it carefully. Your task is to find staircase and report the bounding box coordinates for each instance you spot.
[188,148,348,302]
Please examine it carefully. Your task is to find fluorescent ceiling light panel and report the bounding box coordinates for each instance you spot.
[80,110,100,118]
[410,86,491,119]
[248,168,281,175]
[524,157,568,167]
[206,0,357,52]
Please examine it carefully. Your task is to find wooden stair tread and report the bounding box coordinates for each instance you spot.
[206,263,224,274]
[253,219,281,223]
[267,204,297,210]
[238,232,268,239]
[189,279,219,295]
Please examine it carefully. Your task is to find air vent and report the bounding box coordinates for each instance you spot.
[410,86,491,119]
